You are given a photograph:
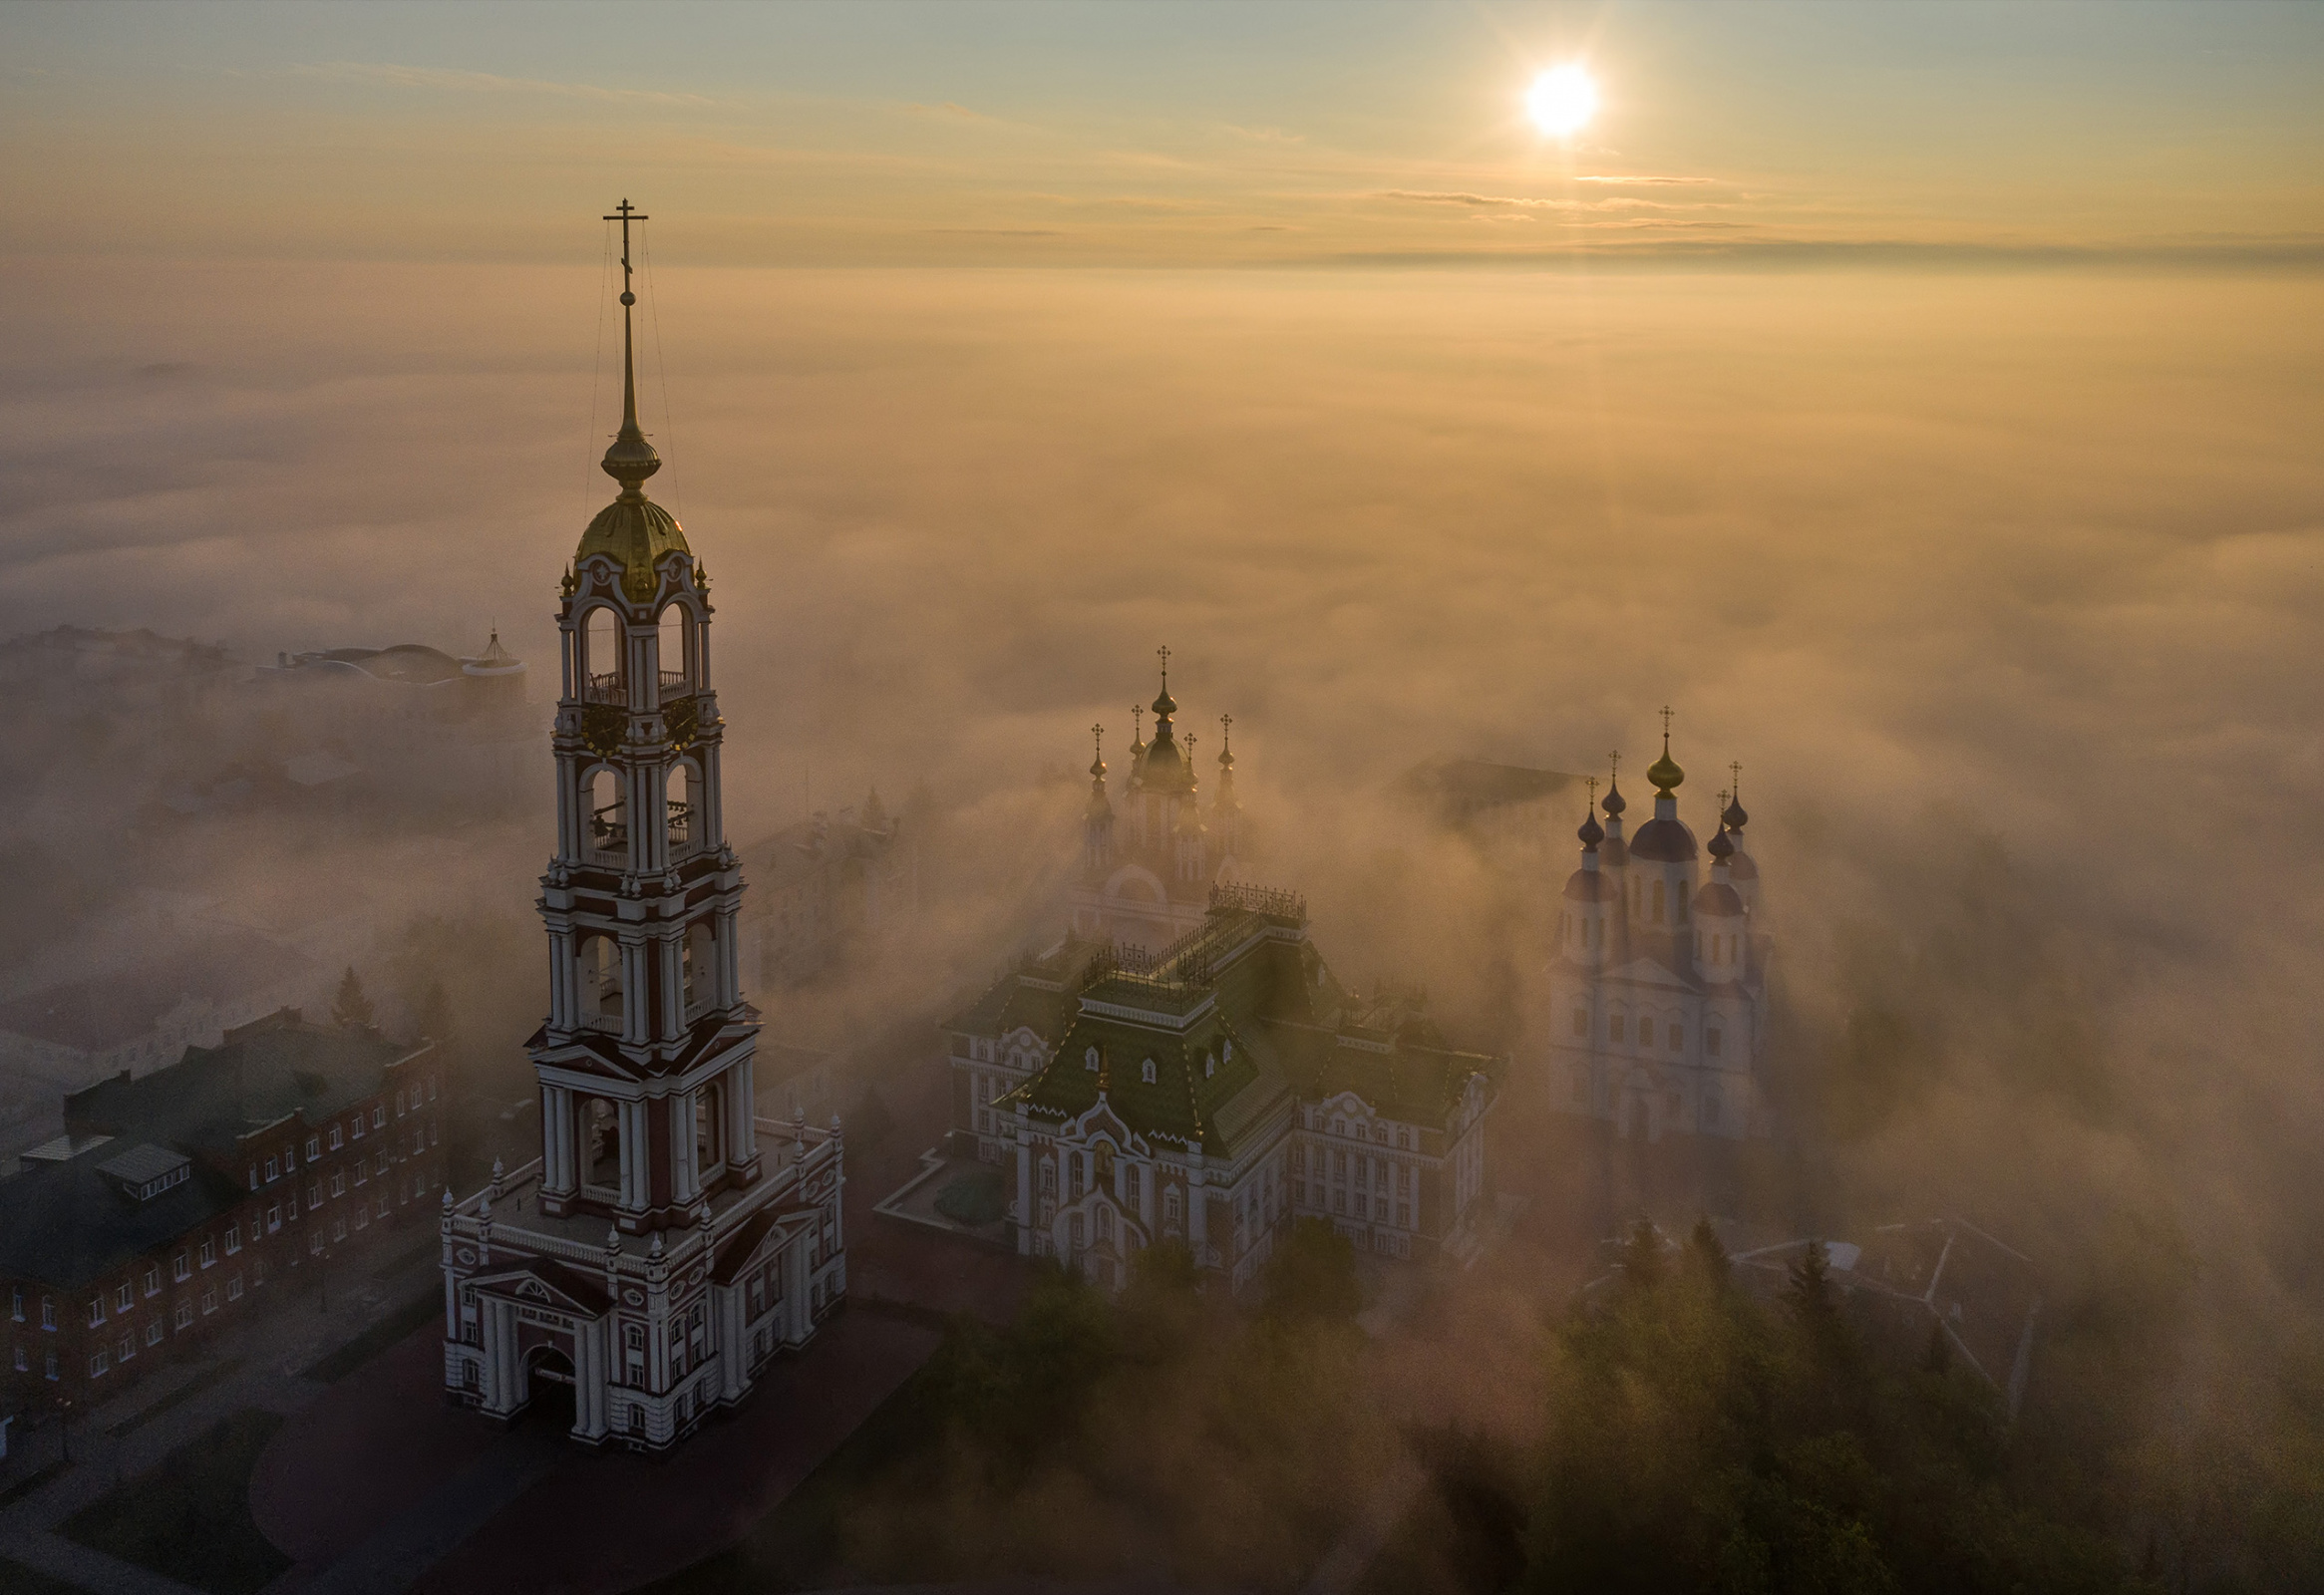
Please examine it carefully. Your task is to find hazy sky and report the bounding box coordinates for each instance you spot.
[6,1,2320,266]
[4,2,2323,1311]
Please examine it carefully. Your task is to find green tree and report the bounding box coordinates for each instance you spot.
[1621,1218,1666,1290]
[1686,1216,1731,1288]
[330,966,374,1031]
[1261,1217,1362,1325]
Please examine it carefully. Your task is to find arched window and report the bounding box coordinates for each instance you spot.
[1085,1047,1100,1072]
[582,935,622,1024]
[1141,1058,1157,1084]
[683,920,715,1013]
[584,609,621,700]
[1638,1016,1656,1047]
[588,769,626,857]
[666,763,694,851]
[583,1097,620,1188]
[657,605,689,692]
[1204,1051,1216,1078]
[695,1086,724,1177]
[1651,879,1666,924]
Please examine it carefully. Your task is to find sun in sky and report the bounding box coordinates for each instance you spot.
[1525,64,1598,139]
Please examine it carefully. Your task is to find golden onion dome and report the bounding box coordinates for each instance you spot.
[576,495,690,595]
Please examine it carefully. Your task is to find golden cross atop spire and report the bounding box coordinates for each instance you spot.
[1609,750,1621,780]
[1093,724,1104,757]
[1219,712,1232,739]
[1730,760,1743,794]
[1660,704,1674,745]
[1158,644,1170,683]
[596,198,660,495]
[1586,776,1598,801]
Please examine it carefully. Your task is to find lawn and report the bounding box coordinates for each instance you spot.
[58,1408,292,1595]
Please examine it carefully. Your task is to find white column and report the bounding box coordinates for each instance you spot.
[621,1100,649,1213]
[672,1090,698,1203]
[717,908,741,1007]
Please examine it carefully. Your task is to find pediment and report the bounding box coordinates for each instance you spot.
[469,1258,611,1317]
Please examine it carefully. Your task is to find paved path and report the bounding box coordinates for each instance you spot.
[273,1424,568,1595]
[0,1529,208,1595]
[0,1227,444,1595]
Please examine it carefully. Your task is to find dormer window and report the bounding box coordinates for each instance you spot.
[1204,1052,1215,1078]
[1085,1047,1100,1072]
[1142,1059,1157,1085]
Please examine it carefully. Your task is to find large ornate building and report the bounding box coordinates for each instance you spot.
[437,206,844,1450]
[946,883,1497,1288]
[1069,654,1245,948]
[1540,722,1769,1140]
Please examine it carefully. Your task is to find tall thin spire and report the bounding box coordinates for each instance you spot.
[600,198,660,500]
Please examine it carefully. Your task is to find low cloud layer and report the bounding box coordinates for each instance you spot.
[4,260,2322,1493]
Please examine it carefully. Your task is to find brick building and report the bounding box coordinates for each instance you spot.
[0,1010,445,1410]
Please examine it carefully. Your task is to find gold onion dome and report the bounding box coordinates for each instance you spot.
[1648,740,1684,796]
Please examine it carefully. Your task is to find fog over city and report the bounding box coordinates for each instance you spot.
[3,251,2317,1573]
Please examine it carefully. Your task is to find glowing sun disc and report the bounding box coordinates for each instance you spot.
[1526,65,1597,138]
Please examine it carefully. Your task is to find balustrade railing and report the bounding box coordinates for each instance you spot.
[581,671,625,705]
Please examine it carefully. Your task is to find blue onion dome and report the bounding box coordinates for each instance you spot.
[1723,792,1748,831]
[1693,879,1746,918]
[1578,808,1604,848]
[1601,779,1627,818]
[1564,868,1617,903]
[1708,825,1735,863]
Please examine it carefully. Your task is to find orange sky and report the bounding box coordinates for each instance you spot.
[4,1,2320,267]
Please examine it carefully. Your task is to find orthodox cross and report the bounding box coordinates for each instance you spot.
[603,198,648,304]
[1132,706,1143,743]
[1092,724,1105,761]
[1157,644,1171,689]
[1586,776,1597,803]
[1730,760,1744,796]
[1219,712,1232,746]
[1660,704,1674,740]
[1608,750,1621,781]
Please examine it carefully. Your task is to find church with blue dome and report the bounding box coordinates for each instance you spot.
[1541,715,1769,1141]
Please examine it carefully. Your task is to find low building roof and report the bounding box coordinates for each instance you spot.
[64,1012,423,1160]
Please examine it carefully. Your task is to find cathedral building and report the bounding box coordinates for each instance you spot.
[946,891,1496,1288]
[437,205,843,1450]
[1068,653,1245,948]
[1540,721,1770,1141]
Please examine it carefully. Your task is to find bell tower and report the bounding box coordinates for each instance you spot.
[533,199,760,1231]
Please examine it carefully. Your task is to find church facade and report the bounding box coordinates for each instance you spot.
[1068,655,1246,949]
[437,205,844,1449]
[947,883,1497,1289]
[1539,727,1771,1141]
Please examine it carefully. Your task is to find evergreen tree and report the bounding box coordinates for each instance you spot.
[1621,1217,1665,1290]
[1686,1215,1731,1288]
[1261,1217,1362,1324]
[331,966,374,1031]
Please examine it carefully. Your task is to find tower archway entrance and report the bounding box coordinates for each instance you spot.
[522,1345,577,1434]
